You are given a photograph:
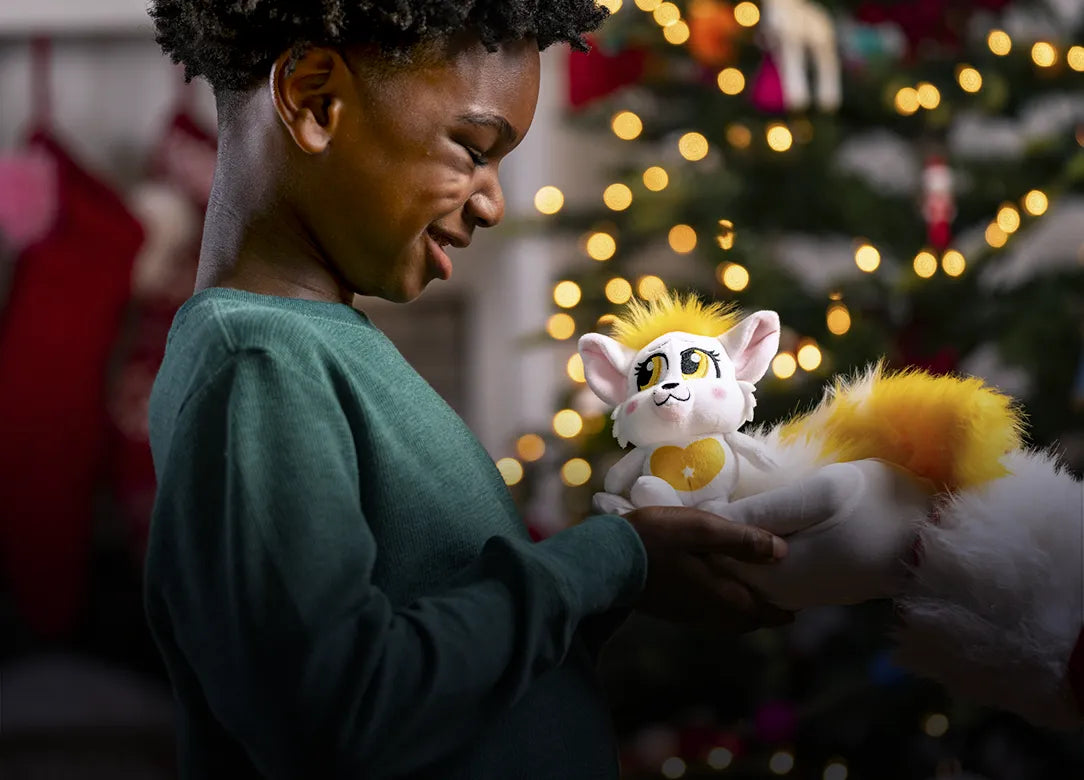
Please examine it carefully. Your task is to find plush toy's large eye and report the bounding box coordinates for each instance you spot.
[680,348,720,380]
[635,354,667,391]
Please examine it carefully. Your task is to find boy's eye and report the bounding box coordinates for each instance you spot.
[462,145,488,167]
[636,354,666,391]
[680,348,719,379]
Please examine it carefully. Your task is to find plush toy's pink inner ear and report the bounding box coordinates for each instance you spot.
[579,336,631,406]
[724,312,781,383]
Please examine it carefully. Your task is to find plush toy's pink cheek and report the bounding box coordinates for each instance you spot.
[713,387,726,399]
[625,400,638,414]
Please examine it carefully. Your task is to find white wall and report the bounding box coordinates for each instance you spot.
[0,5,616,458]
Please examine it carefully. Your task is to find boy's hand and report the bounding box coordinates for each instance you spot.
[701,459,931,610]
[624,506,793,631]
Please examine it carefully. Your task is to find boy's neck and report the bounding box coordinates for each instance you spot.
[194,114,354,306]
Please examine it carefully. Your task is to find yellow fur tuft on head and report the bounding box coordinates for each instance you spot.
[610,291,741,351]
[780,362,1025,492]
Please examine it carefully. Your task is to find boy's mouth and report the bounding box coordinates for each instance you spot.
[426,226,469,249]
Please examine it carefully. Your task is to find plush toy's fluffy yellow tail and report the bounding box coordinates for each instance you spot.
[779,362,1025,493]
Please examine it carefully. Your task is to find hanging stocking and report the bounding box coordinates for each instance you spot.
[0,130,143,639]
[108,101,215,564]
[567,36,648,109]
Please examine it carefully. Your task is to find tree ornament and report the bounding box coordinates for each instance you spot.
[921,155,955,251]
[687,0,741,68]
[758,0,842,112]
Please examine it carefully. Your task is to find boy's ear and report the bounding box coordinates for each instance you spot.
[270,48,349,155]
[718,310,780,383]
[579,334,635,406]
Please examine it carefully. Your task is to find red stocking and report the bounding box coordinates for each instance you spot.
[0,131,143,638]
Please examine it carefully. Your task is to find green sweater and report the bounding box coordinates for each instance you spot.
[144,288,648,780]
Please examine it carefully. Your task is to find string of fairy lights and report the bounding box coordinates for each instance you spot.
[495,2,1080,515]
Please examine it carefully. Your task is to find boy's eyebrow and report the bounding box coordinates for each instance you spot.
[457,112,519,144]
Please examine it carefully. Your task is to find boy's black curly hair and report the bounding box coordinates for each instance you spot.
[150,1,610,93]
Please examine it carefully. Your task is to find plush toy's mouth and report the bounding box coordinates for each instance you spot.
[654,389,691,406]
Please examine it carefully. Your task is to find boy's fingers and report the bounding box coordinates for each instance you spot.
[633,506,785,561]
[691,562,795,629]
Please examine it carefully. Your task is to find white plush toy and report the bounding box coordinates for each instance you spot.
[580,291,1084,730]
[578,294,780,516]
[760,0,842,112]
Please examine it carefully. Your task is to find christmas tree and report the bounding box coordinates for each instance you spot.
[503,1,1084,777]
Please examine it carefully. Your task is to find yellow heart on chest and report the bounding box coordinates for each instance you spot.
[650,438,726,492]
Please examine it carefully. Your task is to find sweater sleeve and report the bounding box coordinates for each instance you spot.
[892,449,1084,730]
[145,349,648,778]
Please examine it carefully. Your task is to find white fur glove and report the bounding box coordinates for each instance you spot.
[700,459,931,610]
[893,450,1084,730]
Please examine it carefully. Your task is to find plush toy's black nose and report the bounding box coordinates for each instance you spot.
[662,382,679,390]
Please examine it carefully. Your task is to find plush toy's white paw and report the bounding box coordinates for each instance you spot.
[696,497,732,516]
[630,476,683,507]
[592,492,635,516]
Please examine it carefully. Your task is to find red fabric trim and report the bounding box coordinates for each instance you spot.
[1069,624,1084,714]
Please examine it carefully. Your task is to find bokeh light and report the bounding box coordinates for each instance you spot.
[679,131,710,161]
[956,66,982,92]
[611,110,643,140]
[652,2,680,26]
[913,250,938,278]
[854,243,881,272]
[718,262,749,291]
[638,275,667,300]
[603,182,633,211]
[553,409,584,438]
[734,1,760,26]
[923,713,949,738]
[534,186,564,215]
[769,749,795,774]
[1031,41,1057,67]
[1024,189,1048,215]
[988,30,1012,56]
[586,232,617,260]
[726,123,752,148]
[996,204,1021,233]
[941,249,966,277]
[916,82,941,109]
[496,457,523,486]
[561,458,592,486]
[718,68,745,95]
[797,343,822,371]
[664,20,690,44]
[516,434,546,462]
[1069,46,1084,71]
[827,303,851,335]
[668,224,698,253]
[566,353,586,383]
[894,86,920,114]
[772,353,797,380]
[546,313,575,340]
[605,277,633,304]
[643,166,670,191]
[553,280,582,308]
[985,222,1008,248]
[766,123,793,151]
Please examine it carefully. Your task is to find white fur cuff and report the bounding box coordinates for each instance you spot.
[894,450,1084,730]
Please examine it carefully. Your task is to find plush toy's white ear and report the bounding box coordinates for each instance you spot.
[578,333,636,407]
[719,310,781,383]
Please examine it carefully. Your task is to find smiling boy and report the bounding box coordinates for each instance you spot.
[143,3,795,779]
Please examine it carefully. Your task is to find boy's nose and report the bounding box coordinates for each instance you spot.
[466,175,505,229]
